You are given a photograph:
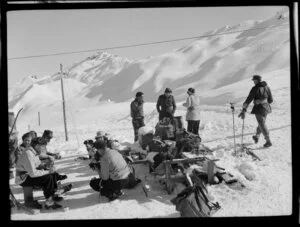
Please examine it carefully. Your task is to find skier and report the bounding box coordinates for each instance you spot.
[15,133,71,209]
[130,91,145,142]
[156,88,176,121]
[183,88,201,135]
[238,75,273,147]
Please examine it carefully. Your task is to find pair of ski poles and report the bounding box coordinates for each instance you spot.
[230,103,245,156]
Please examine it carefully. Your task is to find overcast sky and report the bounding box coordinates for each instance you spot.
[7,6,285,85]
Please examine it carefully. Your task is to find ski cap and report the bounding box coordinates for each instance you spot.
[136,91,144,97]
[187,88,195,94]
[252,75,262,81]
[95,131,105,139]
[164,88,172,93]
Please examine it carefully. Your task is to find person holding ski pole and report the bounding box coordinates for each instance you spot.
[238,75,273,148]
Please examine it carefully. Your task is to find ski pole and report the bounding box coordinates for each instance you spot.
[241,117,245,147]
[230,103,236,155]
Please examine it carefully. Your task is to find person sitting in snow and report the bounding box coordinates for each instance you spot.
[40,130,62,159]
[238,75,273,148]
[29,130,38,140]
[90,140,139,201]
[15,133,71,210]
[130,91,145,142]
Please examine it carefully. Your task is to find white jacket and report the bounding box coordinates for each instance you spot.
[183,94,201,121]
[15,146,48,185]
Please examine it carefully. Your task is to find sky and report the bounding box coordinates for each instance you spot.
[7,6,285,86]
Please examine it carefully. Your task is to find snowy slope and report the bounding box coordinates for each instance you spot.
[9,7,290,108]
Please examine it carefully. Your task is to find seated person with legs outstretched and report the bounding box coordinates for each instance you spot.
[15,133,71,210]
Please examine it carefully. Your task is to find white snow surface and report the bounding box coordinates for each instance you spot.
[9,8,292,219]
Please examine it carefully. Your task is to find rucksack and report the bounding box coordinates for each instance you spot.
[171,182,221,217]
[155,119,175,140]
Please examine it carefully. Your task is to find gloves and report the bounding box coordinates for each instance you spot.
[238,109,246,119]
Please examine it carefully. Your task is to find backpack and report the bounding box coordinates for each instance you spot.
[155,119,175,140]
[171,182,221,217]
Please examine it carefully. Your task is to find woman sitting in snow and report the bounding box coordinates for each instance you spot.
[15,132,71,210]
[89,140,140,201]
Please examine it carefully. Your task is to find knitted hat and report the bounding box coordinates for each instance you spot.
[164,88,172,93]
[252,75,262,81]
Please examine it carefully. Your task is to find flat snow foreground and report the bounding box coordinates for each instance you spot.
[10,100,292,220]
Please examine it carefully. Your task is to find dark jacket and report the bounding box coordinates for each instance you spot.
[156,94,176,116]
[130,98,144,119]
[243,81,273,115]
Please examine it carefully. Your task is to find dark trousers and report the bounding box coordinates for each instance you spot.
[187,120,200,135]
[132,118,145,142]
[20,172,59,199]
[255,114,270,142]
[90,178,129,196]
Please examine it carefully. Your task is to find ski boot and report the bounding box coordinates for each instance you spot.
[252,135,259,144]
[45,197,63,210]
[263,141,272,148]
[57,174,68,181]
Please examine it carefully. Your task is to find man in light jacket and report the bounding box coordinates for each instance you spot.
[15,133,70,210]
[183,88,201,135]
[93,140,131,201]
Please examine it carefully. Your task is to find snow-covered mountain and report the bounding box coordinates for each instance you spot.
[9,7,290,112]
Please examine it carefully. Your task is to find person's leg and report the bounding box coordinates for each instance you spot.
[21,174,57,199]
[193,120,200,135]
[257,114,271,145]
[90,178,101,192]
[132,119,139,142]
[187,121,193,133]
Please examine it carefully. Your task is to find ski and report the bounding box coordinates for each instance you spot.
[241,145,261,161]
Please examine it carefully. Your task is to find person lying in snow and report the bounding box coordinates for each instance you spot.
[89,140,141,201]
[15,132,71,210]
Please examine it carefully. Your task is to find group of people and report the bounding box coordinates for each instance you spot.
[131,87,201,142]
[83,131,141,201]
[10,130,72,210]
[9,74,274,211]
[131,74,273,147]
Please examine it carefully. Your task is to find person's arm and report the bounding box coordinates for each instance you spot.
[172,96,177,114]
[267,86,273,104]
[23,149,48,177]
[100,158,110,180]
[156,96,161,113]
[242,87,256,111]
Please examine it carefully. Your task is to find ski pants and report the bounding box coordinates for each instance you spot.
[255,113,270,142]
[187,120,200,135]
[132,118,145,142]
[90,177,129,196]
[20,172,59,199]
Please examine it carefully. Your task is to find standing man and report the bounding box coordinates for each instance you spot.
[130,91,145,142]
[156,88,177,121]
[183,88,201,135]
[238,75,273,148]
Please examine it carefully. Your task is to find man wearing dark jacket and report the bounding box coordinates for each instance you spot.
[238,75,273,147]
[130,91,145,142]
[156,88,177,121]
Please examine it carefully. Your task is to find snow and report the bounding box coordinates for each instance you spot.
[9,8,292,219]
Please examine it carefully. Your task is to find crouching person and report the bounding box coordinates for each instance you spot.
[15,133,71,210]
[92,140,131,201]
